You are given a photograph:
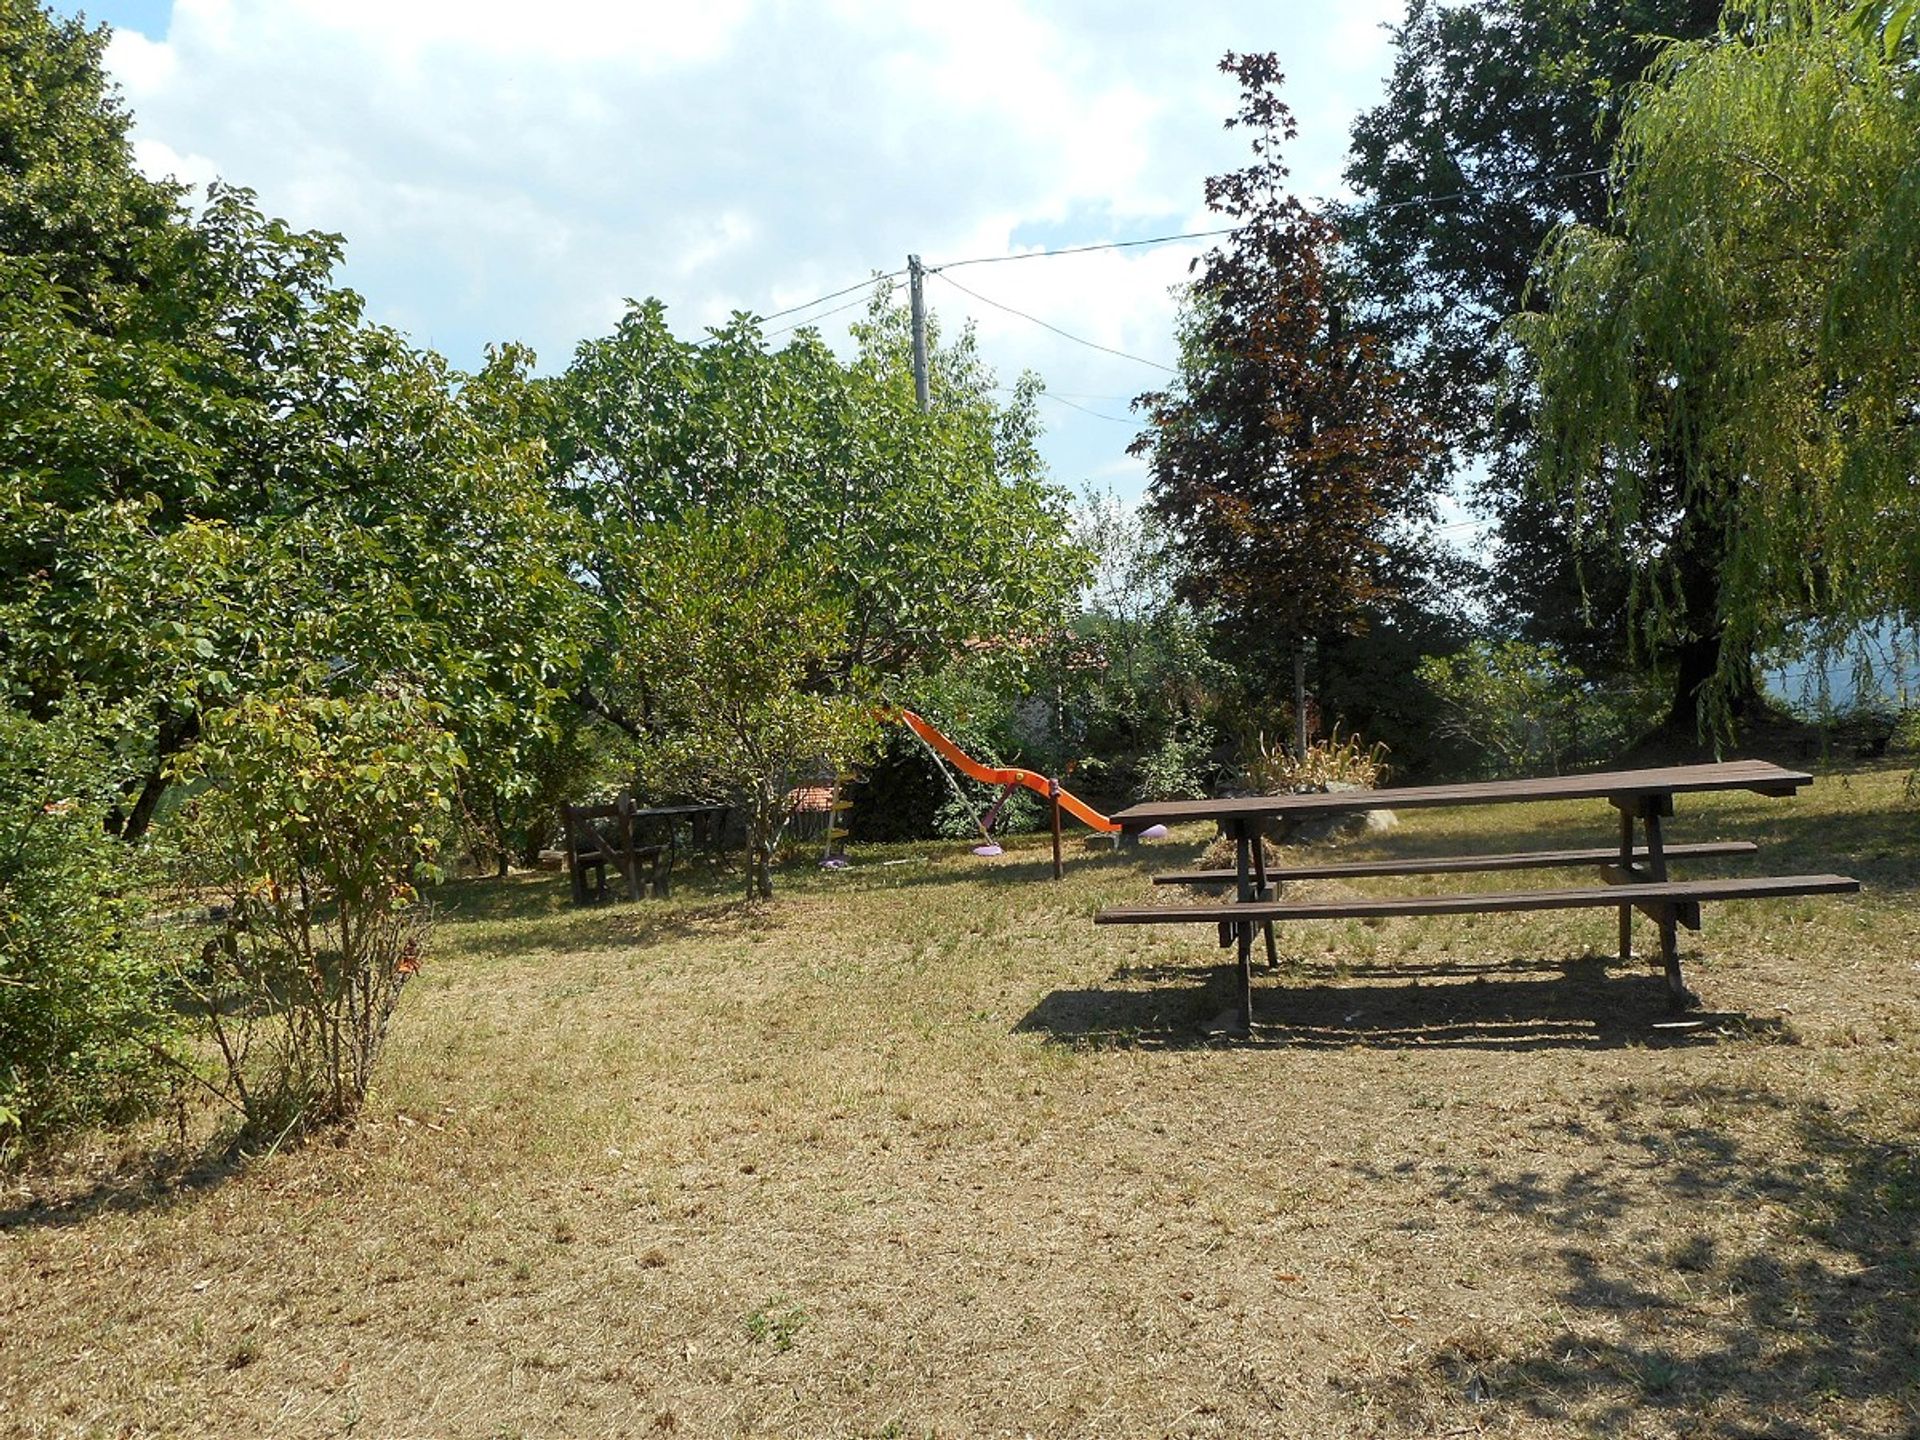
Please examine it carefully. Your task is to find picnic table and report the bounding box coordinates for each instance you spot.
[562,799,730,904]
[1098,761,1860,1033]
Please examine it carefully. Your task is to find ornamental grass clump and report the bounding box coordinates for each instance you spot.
[169,691,461,1140]
[1240,726,1389,795]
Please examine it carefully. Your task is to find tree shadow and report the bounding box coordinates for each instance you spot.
[831,844,1170,892]
[1725,801,1917,894]
[445,893,763,961]
[1354,1084,1920,1434]
[1,1139,253,1235]
[1017,953,1792,1052]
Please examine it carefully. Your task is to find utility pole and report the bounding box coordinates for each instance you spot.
[908,254,929,411]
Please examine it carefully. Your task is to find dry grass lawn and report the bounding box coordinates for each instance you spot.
[3,762,1917,1437]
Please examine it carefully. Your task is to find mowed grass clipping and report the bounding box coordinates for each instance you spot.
[3,763,1917,1438]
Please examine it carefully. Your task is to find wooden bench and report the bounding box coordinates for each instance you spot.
[1099,761,1860,1032]
[1103,872,1857,1006]
[1149,840,1760,887]
[562,799,667,905]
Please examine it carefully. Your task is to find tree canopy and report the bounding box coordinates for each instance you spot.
[1,6,588,836]
[552,293,1078,699]
[1516,0,1920,721]
[1341,0,1723,679]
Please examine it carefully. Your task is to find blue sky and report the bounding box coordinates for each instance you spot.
[67,0,166,36]
[60,0,1420,512]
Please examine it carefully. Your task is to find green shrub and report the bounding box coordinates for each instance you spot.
[933,784,1044,841]
[169,690,461,1138]
[454,715,625,874]
[0,700,183,1157]
[1135,719,1217,802]
[1415,640,1660,778]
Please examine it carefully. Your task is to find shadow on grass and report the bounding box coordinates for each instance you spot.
[1018,953,1792,1052]
[1389,1085,1920,1434]
[1731,802,1918,894]
[835,844,1171,893]
[0,1142,251,1235]
[449,894,762,961]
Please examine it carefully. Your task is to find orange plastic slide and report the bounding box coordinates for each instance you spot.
[894,709,1121,834]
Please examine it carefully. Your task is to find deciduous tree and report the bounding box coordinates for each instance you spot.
[1517,0,1920,723]
[1341,0,1722,686]
[1133,53,1435,756]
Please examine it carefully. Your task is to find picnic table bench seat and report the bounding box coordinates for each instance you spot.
[1098,872,1860,1011]
[1102,873,1858,926]
[1150,840,1759,887]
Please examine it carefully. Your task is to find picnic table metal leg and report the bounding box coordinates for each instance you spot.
[1251,833,1279,970]
[1232,819,1255,1033]
[1616,808,1634,964]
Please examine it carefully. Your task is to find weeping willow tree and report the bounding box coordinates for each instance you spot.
[1516,0,1920,734]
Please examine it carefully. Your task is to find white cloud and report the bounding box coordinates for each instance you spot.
[97,0,1404,498]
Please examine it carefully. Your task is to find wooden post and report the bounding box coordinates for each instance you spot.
[1657,905,1692,1008]
[564,804,588,906]
[1049,778,1063,880]
[1617,807,1635,964]
[610,802,633,902]
[1643,800,1694,1007]
[1232,818,1255,1033]
[1251,827,1279,970]
[909,255,930,409]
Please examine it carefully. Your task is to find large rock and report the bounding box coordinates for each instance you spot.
[1260,780,1397,847]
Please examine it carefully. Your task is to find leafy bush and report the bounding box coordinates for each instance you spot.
[1239,726,1390,793]
[595,511,875,899]
[1415,640,1660,778]
[169,691,461,1138]
[933,784,1044,841]
[1136,719,1217,802]
[0,700,183,1157]
[454,715,624,874]
[850,666,1038,844]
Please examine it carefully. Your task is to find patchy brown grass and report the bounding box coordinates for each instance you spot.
[4,763,1917,1437]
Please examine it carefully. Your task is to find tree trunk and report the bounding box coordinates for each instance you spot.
[1293,641,1309,758]
[1663,512,1758,739]
[117,708,200,843]
[746,784,779,901]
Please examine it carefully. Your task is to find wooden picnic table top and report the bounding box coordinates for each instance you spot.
[627,803,730,820]
[1111,759,1813,828]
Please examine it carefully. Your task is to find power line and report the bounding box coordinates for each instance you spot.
[917,164,1619,273]
[1037,391,1137,425]
[996,383,1145,406]
[756,270,905,325]
[935,226,1239,271]
[676,163,1621,354]
[762,283,897,342]
[930,270,1177,374]
[1367,165,1613,216]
